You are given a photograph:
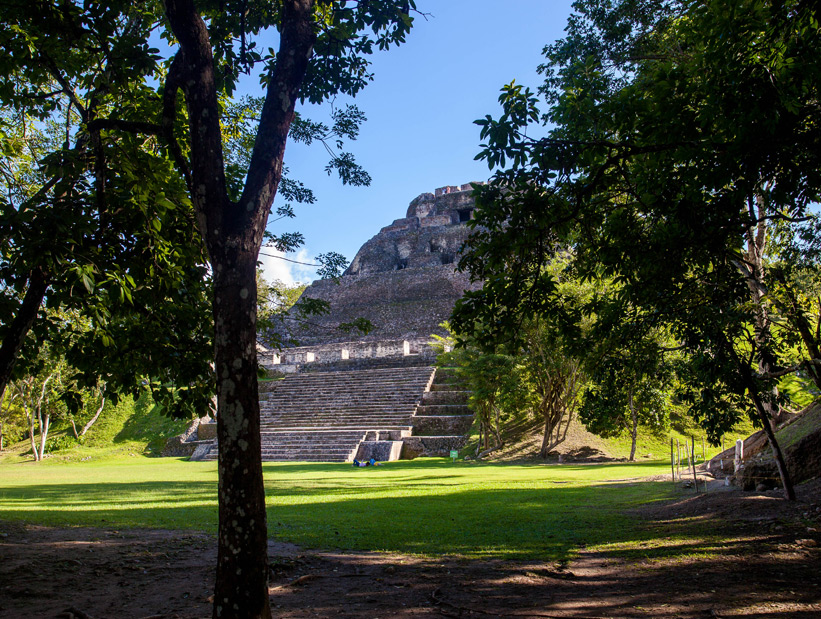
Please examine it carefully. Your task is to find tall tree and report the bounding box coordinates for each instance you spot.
[158,3,414,615]
[2,1,417,616]
[454,0,821,500]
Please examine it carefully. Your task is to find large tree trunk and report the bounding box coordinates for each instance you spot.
[0,267,49,405]
[162,2,316,617]
[211,251,270,618]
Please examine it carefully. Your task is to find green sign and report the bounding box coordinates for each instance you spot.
[449,450,458,460]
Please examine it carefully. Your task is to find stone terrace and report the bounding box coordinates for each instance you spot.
[257,366,436,462]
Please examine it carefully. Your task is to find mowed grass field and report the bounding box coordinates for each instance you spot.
[0,457,675,560]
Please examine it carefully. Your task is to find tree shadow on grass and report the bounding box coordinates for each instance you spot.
[2,469,818,618]
[0,480,220,532]
[0,474,671,561]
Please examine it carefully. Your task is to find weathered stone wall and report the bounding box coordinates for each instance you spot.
[279,266,480,346]
[346,183,479,276]
[355,440,403,462]
[162,417,215,457]
[260,338,429,366]
[400,435,468,459]
[411,415,474,436]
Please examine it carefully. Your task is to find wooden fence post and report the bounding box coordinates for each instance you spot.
[670,437,675,482]
[691,435,698,492]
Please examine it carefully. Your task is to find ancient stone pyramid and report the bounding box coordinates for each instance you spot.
[264,183,483,357]
[238,184,481,461]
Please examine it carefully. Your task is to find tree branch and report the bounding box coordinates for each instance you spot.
[163,0,228,245]
[238,0,317,243]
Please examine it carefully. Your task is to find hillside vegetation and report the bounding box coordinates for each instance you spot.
[463,411,757,465]
[0,394,193,464]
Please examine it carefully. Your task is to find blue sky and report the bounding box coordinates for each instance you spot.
[259,1,576,285]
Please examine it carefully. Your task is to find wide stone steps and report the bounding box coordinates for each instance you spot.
[261,416,411,432]
[414,404,471,416]
[261,420,411,440]
[400,368,474,458]
[299,355,434,373]
[263,410,415,417]
[261,401,420,410]
[257,366,435,461]
[421,390,470,405]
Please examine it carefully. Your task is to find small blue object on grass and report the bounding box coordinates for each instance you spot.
[450,449,458,462]
[352,458,380,468]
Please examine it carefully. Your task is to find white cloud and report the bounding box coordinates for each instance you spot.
[258,248,318,287]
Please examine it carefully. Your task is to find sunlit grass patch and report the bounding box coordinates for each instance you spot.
[0,456,686,561]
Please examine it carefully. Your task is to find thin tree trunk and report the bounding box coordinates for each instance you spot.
[493,405,502,445]
[628,390,638,462]
[80,386,106,436]
[748,386,795,500]
[39,414,50,457]
[0,267,49,406]
[540,416,553,459]
[734,196,794,499]
[35,374,54,459]
[24,403,39,461]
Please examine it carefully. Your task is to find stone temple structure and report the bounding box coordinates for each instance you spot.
[263,183,483,361]
[183,184,481,462]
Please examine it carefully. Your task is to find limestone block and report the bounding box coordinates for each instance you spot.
[161,435,197,457]
[355,440,403,462]
[419,436,469,457]
[197,421,217,441]
[400,436,425,460]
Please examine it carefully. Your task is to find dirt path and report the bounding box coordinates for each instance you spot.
[1,479,820,618]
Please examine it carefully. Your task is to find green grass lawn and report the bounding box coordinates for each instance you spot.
[0,456,676,561]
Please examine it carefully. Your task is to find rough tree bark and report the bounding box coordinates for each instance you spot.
[0,267,49,406]
[162,1,316,616]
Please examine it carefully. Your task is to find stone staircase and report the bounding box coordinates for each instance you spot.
[402,368,473,457]
[201,366,435,462]
[198,365,474,462]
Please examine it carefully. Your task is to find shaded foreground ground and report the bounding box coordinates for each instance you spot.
[1,478,819,619]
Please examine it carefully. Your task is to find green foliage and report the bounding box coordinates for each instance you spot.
[46,434,78,453]
[435,328,524,450]
[257,273,307,330]
[0,2,215,417]
[455,0,821,449]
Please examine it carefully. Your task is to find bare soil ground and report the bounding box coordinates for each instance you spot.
[1,478,820,619]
